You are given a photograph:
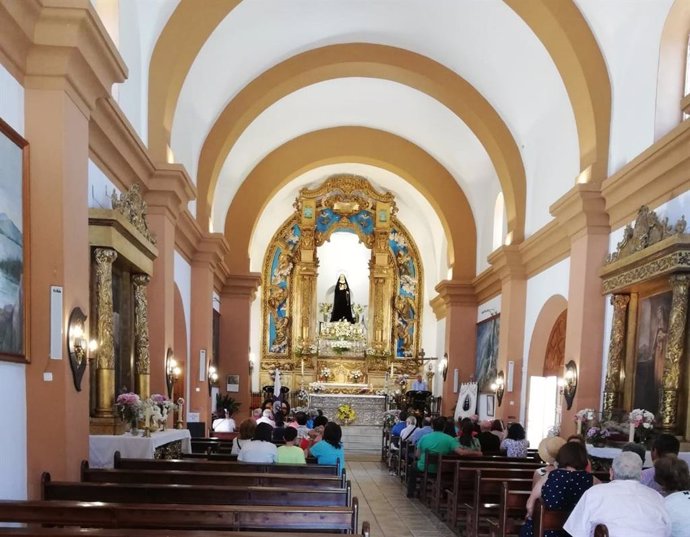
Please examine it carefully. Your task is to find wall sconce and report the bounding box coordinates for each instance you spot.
[491,370,506,406]
[67,307,88,391]
[438,353,449,382]
[562,360,578,410]
[208,364,218,396]
[165,348,181,399]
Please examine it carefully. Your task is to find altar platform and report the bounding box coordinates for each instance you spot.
[309,393,386,426]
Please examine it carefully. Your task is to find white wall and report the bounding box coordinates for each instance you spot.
[0,63,27,501]
[88,159,120,209]
[520,258,571,424]
[173,251,191,413]
[478,296,502,322]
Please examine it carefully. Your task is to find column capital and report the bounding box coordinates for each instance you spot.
[193,234,231,269]
[221,273,262,300]
[434,280,477,307]
[550,183,610,240]
[2,1,127,116]
[145,164,196,224]
[488,245,525,283]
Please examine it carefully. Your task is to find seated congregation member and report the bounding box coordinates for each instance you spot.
[238,422,277,463]
[521,441,596,537]
[654,455,690,537]
[457,419,482,454]
[501,423,529,458]
[491,419,506,441]
[406,416,480,497]
[256,408,276,427]
[251,408,262,421]
[272,412,286,442]
[293,411,311,441]
[211,409,236,432]
[391,411,408,437]
[477,420,501,453]
[564,451,671,537]
[231,418,256,455]
[276,426,306,464]
[621,441,647,464]
[443,417,457,437]
[409,416,433,444]
[566,434,586,444]
[400,416,418,442]
[533,436,567,486]
[642,433,681,495]
[308,422,345,473]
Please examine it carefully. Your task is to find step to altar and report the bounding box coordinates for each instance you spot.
[341,425,383,454]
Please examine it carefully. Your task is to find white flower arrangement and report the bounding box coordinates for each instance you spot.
[318,302,333,317]
[319,367,332,381]
[309,382,325,392]
[629,408,655,428]
[574,408,596,423]
[350,369,364,382]
[397,373,409,386]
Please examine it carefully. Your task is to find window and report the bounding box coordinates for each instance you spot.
[492,192,505,250]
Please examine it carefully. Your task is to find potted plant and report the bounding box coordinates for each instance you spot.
[215,393,241,418]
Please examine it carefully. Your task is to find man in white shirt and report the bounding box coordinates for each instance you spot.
[411,374,428,392]
[564,451,671,537]
[256,409,276,427]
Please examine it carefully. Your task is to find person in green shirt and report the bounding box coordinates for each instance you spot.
[276,426,306,464]
[406,416,481,497]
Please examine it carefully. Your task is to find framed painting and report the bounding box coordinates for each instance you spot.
[0,117,29,363]
[633,290,673,416]
[475,314,500,392]
[486,394,496,417]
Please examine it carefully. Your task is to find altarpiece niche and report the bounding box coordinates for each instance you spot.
[600,205,690,436]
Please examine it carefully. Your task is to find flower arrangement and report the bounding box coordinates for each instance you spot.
[296,388,309,403]
[309,382,325,392]
[318,302,333,319]
[397,373,409,387]
[319,367,333,381]
[383,409,400,427]
[350,369,364,383]
[629,408,655,444]
[574,408,596,423]
[116,392,141,423]
[352,303,364,322]
[586,426,610,446]
[336,403,356,425]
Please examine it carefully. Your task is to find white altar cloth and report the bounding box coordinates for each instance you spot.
[89,429,191,469]
[586,444,690,468]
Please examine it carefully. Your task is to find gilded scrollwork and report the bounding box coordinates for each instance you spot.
[94,248,117,369]
[661,275,689,426]
[606,205,685,264]
[132,274,151,375]
[602,294,629,419]
[110,184,156,245]
[602,251,690,294]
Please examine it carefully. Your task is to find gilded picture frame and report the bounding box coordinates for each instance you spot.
[0,117,30,363]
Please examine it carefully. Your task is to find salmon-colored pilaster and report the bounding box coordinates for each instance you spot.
[489,245,527,422]
[144,165,195,398]
[189,235,229,425]
[219,274,261,418]
[551,184,610,437]
[434,281,477,415]
[18,1,126,498]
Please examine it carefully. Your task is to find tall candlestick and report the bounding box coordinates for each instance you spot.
[628,423,635,443]
[576,420,581,436]
[390,363,394,376]
[301,359,304,376]
[144,407,151,429]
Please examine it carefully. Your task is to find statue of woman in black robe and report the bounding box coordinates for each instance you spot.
[330,274,355,323]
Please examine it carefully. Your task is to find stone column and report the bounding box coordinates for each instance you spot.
[660,274,690,432]
[602,294,630,421]
[489,245,527,420]
[132,273,152,399]
[94,248,118,416]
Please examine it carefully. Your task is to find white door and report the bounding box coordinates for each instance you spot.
[526,376,558,448]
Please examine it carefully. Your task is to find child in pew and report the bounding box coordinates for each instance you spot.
[277,426,306,464]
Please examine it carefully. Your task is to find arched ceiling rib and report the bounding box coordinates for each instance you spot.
[224,127,477,281]
[197,43,526,243]
[211,78,498,237]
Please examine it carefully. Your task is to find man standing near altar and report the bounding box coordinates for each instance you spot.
[411,374,428,392]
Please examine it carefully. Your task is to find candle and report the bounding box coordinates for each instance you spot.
[144,407,151,429]
[628,423,635,443]
[301,359,304,376]
[576,420,581,436]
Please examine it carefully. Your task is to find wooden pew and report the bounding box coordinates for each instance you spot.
[43,473,351,508]
[0,525,372,537]
[487,483,530,537]
[462,475,532,537]
[0,500,360,533]
[114,451,340,475]
[532,499,569,537]
[82,461,346,488]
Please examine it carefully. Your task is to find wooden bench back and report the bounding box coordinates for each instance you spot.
[0,499,359,533]
[532,499,569,537]
[494,483,531,537]
[43,473,350,508]
[0,527,371,537]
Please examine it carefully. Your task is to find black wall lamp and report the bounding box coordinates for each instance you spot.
[562,360,578,410]
[439,353,449,382]
[492,370,506,406]
[208,363,218,396]
[165,348,181,399]
[67,307,88,391]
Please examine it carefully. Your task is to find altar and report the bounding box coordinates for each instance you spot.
[309,393,386,426]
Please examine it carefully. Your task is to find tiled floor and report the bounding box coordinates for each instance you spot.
[346,458,457,537]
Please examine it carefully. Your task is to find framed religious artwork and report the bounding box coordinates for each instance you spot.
[474,314,500,392]
[0,117,29,363]
[486,394,496,417]
[226,374,240,393]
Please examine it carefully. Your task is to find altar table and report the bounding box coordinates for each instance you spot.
[89,429,192,469]
[309,393,386,426]
[586,444,690,468]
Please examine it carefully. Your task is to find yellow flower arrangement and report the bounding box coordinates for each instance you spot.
[336,403,357,425]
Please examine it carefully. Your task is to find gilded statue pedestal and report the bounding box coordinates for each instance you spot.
[90,416,126,435]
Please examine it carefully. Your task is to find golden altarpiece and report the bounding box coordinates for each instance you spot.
[260,175,426,401]
[601,206,690,437]
[88,186,157,434]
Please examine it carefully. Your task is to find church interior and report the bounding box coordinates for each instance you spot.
[1,0,690,535]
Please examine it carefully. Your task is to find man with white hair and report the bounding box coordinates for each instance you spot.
[564,451,671,537]
[256,409,276,427]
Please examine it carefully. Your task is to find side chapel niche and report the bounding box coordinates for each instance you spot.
[260,175,424,393]
[601,206,690,437]
[88,185,157,434]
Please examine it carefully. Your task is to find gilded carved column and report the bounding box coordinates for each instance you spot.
[661,274,690,432]
[133,273,151,398]
[94,248,117,417]
[602,294,630,421]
